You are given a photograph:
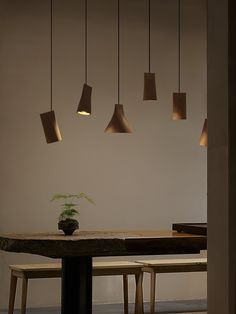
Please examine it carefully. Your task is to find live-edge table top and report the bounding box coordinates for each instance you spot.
[0,230,207,259]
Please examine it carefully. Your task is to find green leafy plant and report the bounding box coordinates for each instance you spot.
[51,193,94,221]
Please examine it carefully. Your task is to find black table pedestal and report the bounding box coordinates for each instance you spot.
[61,256,92,314]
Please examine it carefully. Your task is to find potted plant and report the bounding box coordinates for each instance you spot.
[51,193,94,236]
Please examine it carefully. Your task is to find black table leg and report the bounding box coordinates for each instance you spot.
[61,256,92,314]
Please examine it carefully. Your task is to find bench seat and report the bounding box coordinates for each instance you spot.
[135,258,207,314]
[9,261,144,314]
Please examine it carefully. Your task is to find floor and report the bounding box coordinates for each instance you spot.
[0,299,207,314]
[0,310,207,314]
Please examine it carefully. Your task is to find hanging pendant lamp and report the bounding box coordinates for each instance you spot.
[40,0,62,144]
[199,10,207,148]
[105,0,132,134]
[143,0,157,101]
[77,0,92,116]
[172,0,186,120]
[200,118,208,147]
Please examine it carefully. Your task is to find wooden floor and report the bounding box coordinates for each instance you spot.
[0,300,207,314]
[0,311,207,314]
[0,306,208,313]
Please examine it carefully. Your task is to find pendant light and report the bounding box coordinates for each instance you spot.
[105,0,132,133]
[200,118,208,147]
[143,0,157,101]
[199,6,208,148]
[172,0,186,120]
[77,0,92,116]
[40,0,62,144]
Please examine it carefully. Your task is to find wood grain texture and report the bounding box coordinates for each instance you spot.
[40,111,62,144]
[172,92,187,120]
[104,104,132,134]
[135,258,207,266]
[143,73,157,100]
[0,230,206,258]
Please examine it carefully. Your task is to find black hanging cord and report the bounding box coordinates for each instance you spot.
[50,0,53,111]
[206,0,208,117]
[85,0,88,84]
[178,0,181,92]
[148,0,151,72]
[118,0,120,104]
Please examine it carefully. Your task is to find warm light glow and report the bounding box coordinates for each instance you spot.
[172,92,187,120]
[105,104,132,133]
[200,119,208,147]
[40,110,62,144]
[172,112,183,120]
[76,84,92,116]
[78,111,91,116]
[54,124,62,142]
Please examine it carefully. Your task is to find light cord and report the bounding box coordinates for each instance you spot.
[85,0,88,84]
[118,0,120,104]
[148,0,151,72]
[50,0,53,111]
[178,0,181,92]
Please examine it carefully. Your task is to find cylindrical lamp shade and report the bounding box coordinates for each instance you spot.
[172,92,187,120]
[105,104,132,133]
[77,83,92,116]
[40,110,62,144]
[200,119,208,147]
[143,72,157,100]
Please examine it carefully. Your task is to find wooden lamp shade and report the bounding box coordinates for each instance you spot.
[40,110,62,144]
[40,1,62,144]
[172,1,187,121]
[77,0,93,116]
[143,0,157,102]
[200,119,208,147]
[105,104,132,133]
[143,72,157,100]
[105,1,132,134]
[77,83,92,116]
[172,92,186,120]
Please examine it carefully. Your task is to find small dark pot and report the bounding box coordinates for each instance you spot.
[58,219,79,236]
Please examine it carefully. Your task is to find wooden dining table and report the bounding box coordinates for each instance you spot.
[0,230,207,314]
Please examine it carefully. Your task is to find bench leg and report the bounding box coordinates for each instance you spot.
[135,272,144,314]
[8,272,17,314]
[123,274,129,314]
[150,272,156,314]
[21,277,28,314]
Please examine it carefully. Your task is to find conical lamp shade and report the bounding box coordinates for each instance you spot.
[200,119,208,147]
[143,72,157,100]
[77,83,92,116]
[105,104,132,133]
[172,92,186,120]
[40,110,62,144]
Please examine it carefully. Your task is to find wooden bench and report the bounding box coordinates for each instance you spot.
[8,261,144,314]
[135,258,207,314]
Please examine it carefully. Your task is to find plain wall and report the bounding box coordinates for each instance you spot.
[0,0,207,309]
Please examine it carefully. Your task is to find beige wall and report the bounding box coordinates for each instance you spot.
[0,0,207,309]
